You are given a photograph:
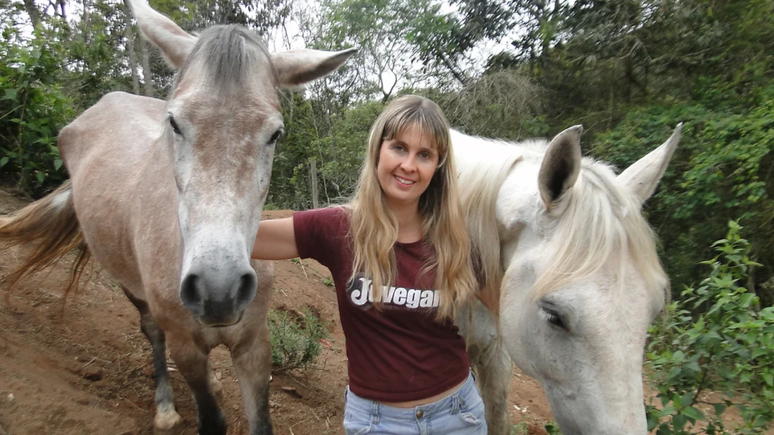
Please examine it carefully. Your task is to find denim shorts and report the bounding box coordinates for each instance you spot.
[343,371,487,435]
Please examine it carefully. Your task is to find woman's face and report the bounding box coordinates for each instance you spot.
[376,124,440,211]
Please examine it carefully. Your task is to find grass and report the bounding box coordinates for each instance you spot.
[268,308,329,372]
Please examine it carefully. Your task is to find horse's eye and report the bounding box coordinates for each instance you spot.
[546,312,565,329]
[169,116,182,136]
[269,128,284,145]
[541,308,567,331]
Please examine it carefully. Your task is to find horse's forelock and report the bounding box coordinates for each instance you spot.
[175,25,278,99]
[530,159,668,303]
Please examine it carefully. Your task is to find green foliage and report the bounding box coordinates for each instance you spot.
[544,421,562,435]
[509,421,529,435]
[646,221,774,434]
[592,94,774,300]
[510,420,563,435]
[0,13,73,195]
[314,0,454,99]
[509,419,563,434]
[268,94,382,209]
[315,101,383,199]
[425,70,549,140]
[0,0,292,196]
[268,308,329,372]
[76,2,138,104]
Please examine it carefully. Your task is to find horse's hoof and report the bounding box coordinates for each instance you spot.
[153,410,184,435]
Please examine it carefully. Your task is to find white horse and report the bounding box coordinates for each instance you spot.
[456,124,682,435]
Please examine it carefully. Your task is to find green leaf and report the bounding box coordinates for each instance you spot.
[3,88,17,100]
[0,156,8,167]
[739,293,756,307]
[54,158,63,171]
[660,405,677,417]
[681,406,705,422]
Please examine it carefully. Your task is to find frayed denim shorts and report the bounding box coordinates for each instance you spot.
[343,371,487,435]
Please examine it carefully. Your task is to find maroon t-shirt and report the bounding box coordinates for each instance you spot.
[293,207,470,402]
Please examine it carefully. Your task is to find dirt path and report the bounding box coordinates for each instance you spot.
[0,190,552,435]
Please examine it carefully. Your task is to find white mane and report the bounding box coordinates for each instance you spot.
[451,131,522,298]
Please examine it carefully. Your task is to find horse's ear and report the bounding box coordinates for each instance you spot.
[126,0,197,69]
[539,125,583,209]
[617,123,682,204]
[271,48,358,88]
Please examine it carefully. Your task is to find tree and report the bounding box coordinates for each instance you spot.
[304,0,462,102]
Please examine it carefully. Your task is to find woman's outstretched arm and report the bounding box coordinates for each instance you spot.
[251,217,299,260]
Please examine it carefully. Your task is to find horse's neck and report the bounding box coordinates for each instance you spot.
[452,130,511,164]
[137,135,174,183]
[451,130,528,317]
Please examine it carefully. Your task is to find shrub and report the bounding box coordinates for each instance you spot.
[646,221,774,434]
[268,308,329,372]
[0,13,74,195]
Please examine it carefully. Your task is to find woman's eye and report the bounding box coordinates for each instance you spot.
[419,152,431,159]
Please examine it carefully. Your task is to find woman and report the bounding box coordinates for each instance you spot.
[252,95,486,434]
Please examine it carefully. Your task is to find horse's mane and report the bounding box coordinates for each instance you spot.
[452,131,522,311]
[176,25,277,97]
[453,130,668,311]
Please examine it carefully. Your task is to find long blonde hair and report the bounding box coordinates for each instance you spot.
[346,95,477,321]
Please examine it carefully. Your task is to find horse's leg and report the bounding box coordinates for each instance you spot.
[167,338,227,435]
[462,302,512,435]
[473,341,513,435]
[230,318,273,435]
[122,287,183,434]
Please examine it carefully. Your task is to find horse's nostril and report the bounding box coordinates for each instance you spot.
[235,272,257,306]
[180,273,203,306]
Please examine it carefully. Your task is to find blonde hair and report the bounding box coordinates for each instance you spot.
[346,95,478,320]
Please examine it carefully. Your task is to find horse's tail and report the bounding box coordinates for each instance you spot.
[0,180,91,295]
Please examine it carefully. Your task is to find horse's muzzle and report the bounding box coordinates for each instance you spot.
[179,267,257,326]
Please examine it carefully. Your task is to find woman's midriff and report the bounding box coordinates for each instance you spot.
[376,377,468,408]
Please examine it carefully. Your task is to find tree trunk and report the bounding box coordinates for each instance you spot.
[56,0,66,20]
[310,159,319,209]
[440,54,467,86]
[123,0,140,94]
[23,0,40,28]
[81,0,91,44]
[140,38,154,97]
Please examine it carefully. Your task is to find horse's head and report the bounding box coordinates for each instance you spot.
[128,0,355,326]
[495,125,681,434]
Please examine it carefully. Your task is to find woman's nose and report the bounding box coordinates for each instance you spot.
[400,156,417,171]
